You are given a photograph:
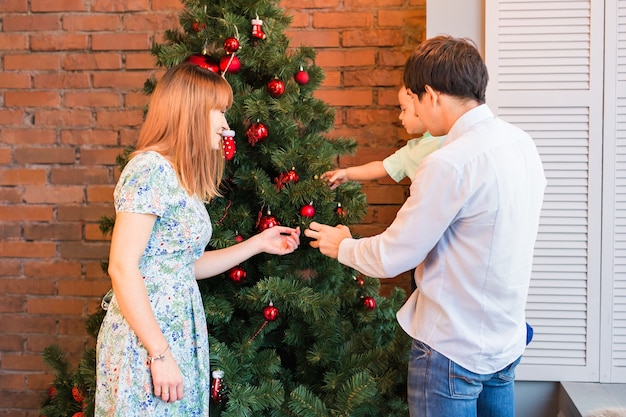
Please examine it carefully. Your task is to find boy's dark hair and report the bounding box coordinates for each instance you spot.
[403,35,488,104]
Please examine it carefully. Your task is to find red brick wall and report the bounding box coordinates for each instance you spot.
[0,1,425,415]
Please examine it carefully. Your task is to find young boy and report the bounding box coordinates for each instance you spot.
[321,86,444,295]
[321,86,445,188]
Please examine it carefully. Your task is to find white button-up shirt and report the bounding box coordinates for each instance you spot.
[338,104,546,374]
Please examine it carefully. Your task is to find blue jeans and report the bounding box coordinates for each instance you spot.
[407,340,521,417]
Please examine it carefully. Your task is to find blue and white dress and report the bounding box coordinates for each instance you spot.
[95,151,211,416]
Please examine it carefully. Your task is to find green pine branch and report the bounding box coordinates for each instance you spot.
[287,386,329,417]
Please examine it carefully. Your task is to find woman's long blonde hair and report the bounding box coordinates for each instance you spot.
[132,62,233,201]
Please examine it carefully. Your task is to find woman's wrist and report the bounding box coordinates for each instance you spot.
[147,344,170,366]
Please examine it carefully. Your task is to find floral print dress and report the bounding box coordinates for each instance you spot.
[95,151,212,416]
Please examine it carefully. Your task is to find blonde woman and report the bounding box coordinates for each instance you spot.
[95,62,300,416]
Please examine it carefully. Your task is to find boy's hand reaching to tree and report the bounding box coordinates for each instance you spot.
[320,169,349,190]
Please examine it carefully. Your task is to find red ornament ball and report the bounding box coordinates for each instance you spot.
[355,276,365,286]
[295,69,309,85]
[267,78,285,98]
[246,122,269,146]
[220,55,241,74]
[72,412,84,417]
[186,54,220,73]
[284,168,299,183]
[263,303,279,321]
[48,385,57,399]
[363,296,377,310]
[235,234,244,243]
[228,265,247,283]
[223,37,240,54]
[222,130,236,161]
[257,213,280,232]
[299,203,315,218]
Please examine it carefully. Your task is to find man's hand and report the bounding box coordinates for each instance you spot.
[304,221,352,259]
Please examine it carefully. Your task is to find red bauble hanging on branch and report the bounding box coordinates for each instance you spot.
[220,55,241,74]
[299,202,316,218]
[363,296,377,310]
[263,301,279,321]
[246,122,269,146]
[267,78,285,98]
[283,168,299,183]
[222,129,236,160]
[186,54,219,73]
[257,208,280,232]
[223,37,240,54]
[295,65,309,85]
[251,17,266,39]
[228,265,247,283]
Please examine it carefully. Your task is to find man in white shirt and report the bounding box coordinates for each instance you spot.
[305,35,546,417]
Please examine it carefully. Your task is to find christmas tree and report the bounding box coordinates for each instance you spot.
[41,1,410,416]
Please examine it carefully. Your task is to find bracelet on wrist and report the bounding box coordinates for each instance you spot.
[146,344,169,366]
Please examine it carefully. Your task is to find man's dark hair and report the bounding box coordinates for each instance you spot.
[403,35,488,103]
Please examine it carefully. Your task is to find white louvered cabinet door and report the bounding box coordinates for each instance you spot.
[601,0,626,383]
